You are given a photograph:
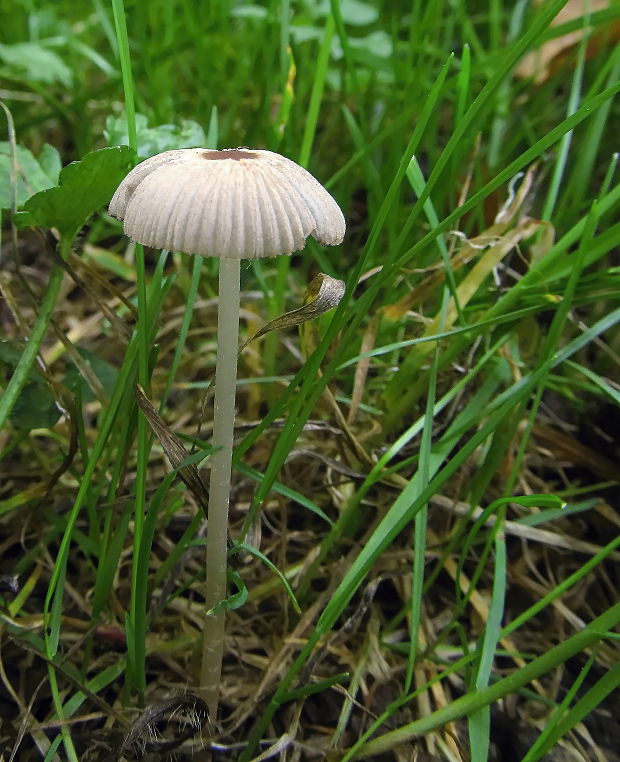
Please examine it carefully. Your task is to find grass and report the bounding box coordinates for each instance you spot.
[1,0,620,759]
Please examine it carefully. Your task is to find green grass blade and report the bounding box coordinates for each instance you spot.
[0,239,71,431]
[468,509,507,762]
[405,291,445,692]
[237,53,455,544]
[349,603,620,758]
[522,659,620,762]
[110,0,136,152]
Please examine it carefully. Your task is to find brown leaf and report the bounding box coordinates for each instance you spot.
[241,272,345,349]
[134,383,210,514]
[384,165,540,321]
[517,1,618,84]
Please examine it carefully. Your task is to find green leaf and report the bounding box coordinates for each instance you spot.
[290,25,322,45]
[63,347,119,403]
[230,4,268,20]
[12,210,35,228]
[237,542,301,613]
[0,41,73,87]
[0,341,61,430]
[340,0,379,25]
[208,569,249,614]
[333,31,393,62]
[105,112,206,159]
[38,143,63,184]
[313,0,378,25]
[19,146,135,237]
[0,340,26,368]
[10,380,60,430]
[0,141,61,209]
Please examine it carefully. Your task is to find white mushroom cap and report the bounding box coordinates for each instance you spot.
[108,148,346,259]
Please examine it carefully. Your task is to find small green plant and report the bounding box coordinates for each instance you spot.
[1,146,134,434]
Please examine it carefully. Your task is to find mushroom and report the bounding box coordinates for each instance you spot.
[109,147,345,715]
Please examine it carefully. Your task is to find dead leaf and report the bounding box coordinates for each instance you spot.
[243,272,345,350]
[517,0,619,84]
[385,164,540,324]
[134,383,210,514]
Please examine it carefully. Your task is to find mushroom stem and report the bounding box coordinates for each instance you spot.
[201,257,241,717]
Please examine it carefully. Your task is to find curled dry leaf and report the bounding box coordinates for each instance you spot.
[198,272,346,422]
[240,272,346,349]
[384,164,540,322]
[383,163,544,389]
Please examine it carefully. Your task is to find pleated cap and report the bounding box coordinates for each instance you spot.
[108,148,346,259]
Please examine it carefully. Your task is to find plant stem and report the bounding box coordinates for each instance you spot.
[201,257,240,719]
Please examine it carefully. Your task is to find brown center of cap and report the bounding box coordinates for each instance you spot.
[200,149,258,161]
